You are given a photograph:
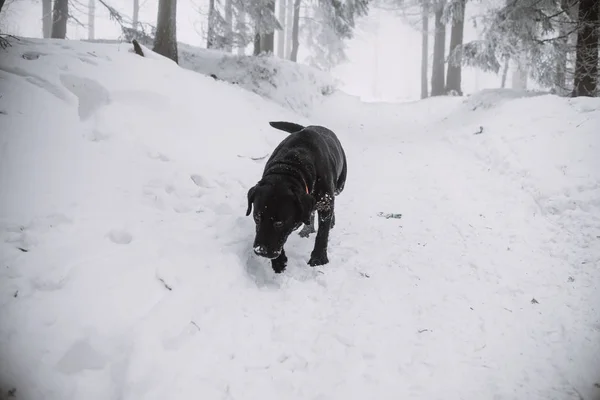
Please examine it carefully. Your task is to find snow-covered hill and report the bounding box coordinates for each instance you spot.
[0,38,599,400]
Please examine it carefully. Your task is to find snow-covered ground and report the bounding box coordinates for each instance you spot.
[1,38,599,400]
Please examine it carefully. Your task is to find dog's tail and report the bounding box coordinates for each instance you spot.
[269,121,305,134]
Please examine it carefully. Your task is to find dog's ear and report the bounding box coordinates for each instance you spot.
[297,192,316,225]
[246,185,257,216]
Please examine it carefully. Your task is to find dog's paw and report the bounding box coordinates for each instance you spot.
[298,227,315,238]
[271,254,288,273]
[308,252,329,267]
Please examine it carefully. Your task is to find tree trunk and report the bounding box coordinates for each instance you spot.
[237,9,246,55]
[260,0,276,54]
[285,0,294,58]
[0,0,4,14]
[500,56,510,88]
[289,0,301,61]
[511,56,528,90]
[253,31,261,55]
[445,0,465,95]
[153,0,178,63]
[42,0,52,38]
[51,0,68,39]
[133,0,140,31]
[571,0,599,97]
[276,0,286,58]
[206,0,215,48]
[430,1,446,96]
[420,0,429,99]
[88,0,95,40]
[224,0,233,52]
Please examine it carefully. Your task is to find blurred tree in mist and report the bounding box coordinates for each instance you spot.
[153,0,178,63]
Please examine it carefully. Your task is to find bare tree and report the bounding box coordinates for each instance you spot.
[153,0,178,63]
[224,0,233,52]
[207,0,216,48]
[445,0,465,95]
[420,0,429,99]
[430,0,446,96]
[133,0,140,30]
[289,0,300,61]
[572,0,598,97]
[51,0,68,38]
[285,0,293,57]
[43,0,52,37]
[260,0,276,53]
[276,0,286,57]
[500,56,509,88]
[88,0,95,39]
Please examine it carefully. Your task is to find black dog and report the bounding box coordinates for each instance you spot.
[246,121,347,273]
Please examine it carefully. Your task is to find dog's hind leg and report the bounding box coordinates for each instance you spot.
[298,210,316,238]
[334,150,348,196]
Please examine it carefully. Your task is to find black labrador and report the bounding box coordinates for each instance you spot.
[246,121,348,273]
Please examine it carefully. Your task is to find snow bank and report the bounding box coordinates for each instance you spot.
[1,37,599,400]
[177,43,338,117]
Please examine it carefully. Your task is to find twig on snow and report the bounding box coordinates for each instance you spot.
[157,276,172,291]
[474,126,484,135]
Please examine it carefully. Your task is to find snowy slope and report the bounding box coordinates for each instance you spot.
[1,38,599,400]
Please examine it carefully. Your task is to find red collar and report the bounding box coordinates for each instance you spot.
[302,179,310,194]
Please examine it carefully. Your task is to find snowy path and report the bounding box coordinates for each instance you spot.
[1,40,599,400]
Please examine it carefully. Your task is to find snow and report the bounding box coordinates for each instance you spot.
[1,37,599,400]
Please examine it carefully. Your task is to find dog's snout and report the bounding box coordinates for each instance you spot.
[254,245,268,257]
[253,244,281,259]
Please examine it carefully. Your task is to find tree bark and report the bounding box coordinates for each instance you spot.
[206,0,215,48]
[420,0,429,99]
[51,0,68,39]
[285,0,294,58]
[237,9,246,55]
[289,0,301,61]
[276,0,286,57]
[500,56,510,88]
[153,0,178,63]
[133,0,140,31]
[445,0,465,95]
[511,56,528,90]
[260,0,276,54]
[430,1,446,96]
[88,0,95,40]
[224,0,233,52]
[42,0,52,38]
[253,31,261,55]
[571,0,599,97]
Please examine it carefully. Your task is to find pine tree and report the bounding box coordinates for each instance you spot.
[572,0,599,97]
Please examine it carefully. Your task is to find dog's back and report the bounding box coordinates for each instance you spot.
[267,122,346,192]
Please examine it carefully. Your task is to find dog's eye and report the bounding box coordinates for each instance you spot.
[273,221,283,229]
[254,213,261,222]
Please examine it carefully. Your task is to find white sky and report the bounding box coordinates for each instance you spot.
[3,0,507,101]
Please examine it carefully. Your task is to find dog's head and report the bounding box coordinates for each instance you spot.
[246,180,315,259]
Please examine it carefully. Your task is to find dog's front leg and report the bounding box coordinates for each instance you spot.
[271,249,288,273]
[308,202,334,266]
[298,210,316,238]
